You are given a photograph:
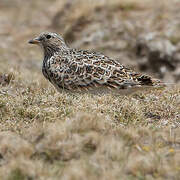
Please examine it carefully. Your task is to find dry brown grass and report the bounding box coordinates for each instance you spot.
[0,0,180,179]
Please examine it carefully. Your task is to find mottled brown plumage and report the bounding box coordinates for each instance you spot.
[28,32,164,94]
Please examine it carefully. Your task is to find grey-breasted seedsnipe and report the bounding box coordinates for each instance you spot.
[29,32,164,94]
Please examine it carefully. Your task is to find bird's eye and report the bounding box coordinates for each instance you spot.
[46,35,51,39]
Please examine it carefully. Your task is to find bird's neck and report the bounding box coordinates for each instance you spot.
[43,45,69,60]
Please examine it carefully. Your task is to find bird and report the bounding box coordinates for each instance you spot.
[28,32,165,95]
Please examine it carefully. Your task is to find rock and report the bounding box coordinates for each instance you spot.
[136,34,180,82]
[173,67,180,81]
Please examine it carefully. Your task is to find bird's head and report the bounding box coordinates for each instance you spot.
[28,32,68,56]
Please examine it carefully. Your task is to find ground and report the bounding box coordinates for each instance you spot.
[0,0,180,179]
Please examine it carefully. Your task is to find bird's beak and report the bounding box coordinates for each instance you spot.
[28,37,41,44]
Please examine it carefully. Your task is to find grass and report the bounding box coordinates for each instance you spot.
[0,0,180,179]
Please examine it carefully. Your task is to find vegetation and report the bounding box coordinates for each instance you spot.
[0,0,179,179]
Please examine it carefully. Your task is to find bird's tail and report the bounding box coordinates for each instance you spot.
[151,78,166,88]
[137,75,169,88]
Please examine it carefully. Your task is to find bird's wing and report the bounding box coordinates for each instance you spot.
[51,50,164,91]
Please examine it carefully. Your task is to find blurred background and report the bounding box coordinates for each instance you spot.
[0,0,180,84]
